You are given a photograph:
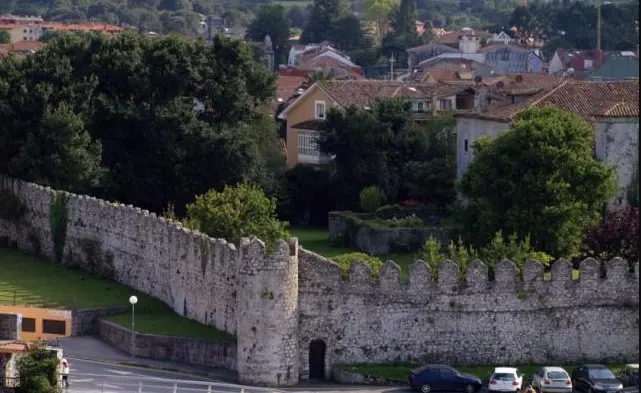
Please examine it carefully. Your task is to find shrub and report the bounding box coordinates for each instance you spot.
[331,252,383,280]
[582,205,639,264]
[17,348,60,393]
[385,214,423,228]
[186,184,289,247]
[359,186,382,213]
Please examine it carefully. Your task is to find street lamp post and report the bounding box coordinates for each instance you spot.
[129,295,138,361]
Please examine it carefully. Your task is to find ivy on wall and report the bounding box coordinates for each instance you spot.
[50,191,69,264]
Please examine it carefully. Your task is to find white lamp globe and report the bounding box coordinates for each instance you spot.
[129,295,138,305]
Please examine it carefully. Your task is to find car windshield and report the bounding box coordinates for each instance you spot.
[589,369,616,379]
[547,371,568,379]
[493,373,516,381]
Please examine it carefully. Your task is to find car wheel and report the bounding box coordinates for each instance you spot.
[421,384,432,393]
[465,383,476,393]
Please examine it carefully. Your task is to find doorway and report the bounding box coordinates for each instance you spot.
[308,339,326,380]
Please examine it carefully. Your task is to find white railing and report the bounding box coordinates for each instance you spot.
[62,373,287,393]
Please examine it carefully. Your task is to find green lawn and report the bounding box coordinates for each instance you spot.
[341,363,626,382]
[0,248,234,341]
[275,0,312,8]
[289,227,580,282]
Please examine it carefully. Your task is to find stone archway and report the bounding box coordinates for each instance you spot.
[308,339,326,380]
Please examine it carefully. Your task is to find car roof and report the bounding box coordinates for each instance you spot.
[543,367,569,373]
[625,364,639,369]
[493,367,518,373]
[412,364,453,373]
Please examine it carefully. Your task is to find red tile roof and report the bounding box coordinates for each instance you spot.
[317,80,473,107]
[557,49,607,71]
[460,80,639,128]
[276,75,307,100]
[0,342,33,353]
[434,28,493,45]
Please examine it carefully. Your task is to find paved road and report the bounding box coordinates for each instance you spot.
[65,359,415,393]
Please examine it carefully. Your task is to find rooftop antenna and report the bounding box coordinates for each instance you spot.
[389,53,395,80]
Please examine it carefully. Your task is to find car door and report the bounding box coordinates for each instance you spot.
[439,368,459,391]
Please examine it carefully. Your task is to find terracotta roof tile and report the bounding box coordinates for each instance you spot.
[434,28,493,45]
[462,80,639,127]
[5,40,45,52]
[276,75,306,100]
[317,80,474,108]
[0,342,32,353]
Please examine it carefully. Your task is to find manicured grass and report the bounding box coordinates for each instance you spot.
[275,0,312,7]
[290,227,581,282]
[341,363,626,382]
[0,248,234,341]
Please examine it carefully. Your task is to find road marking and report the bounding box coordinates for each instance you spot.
[70,378,94,383]
[105,369,134,376]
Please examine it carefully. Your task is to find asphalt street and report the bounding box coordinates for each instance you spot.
[65,359,415,393]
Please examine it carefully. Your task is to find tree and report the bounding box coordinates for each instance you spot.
[300,0,348,44]
[246,4,291,69]
[17,348,60,393]
[185,184,289,246]
[363,0,399,41]
[582,205,639,264]
[458,106,617,257]
[0,30,10,44]
[286,5,309,29]
[328,14,372,52]
[0,31,280,215]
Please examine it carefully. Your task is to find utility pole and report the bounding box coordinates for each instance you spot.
[596,3,601,51]
[389,54,395,80]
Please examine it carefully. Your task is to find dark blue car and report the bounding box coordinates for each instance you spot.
[409,364,484,393]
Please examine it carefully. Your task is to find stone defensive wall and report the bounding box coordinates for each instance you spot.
[0,174,639,387]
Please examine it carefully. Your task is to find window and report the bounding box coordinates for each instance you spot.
[22,318,36,333]
[298,130,320,157]
[315,101,326,119]
[464,139,469,152]
[413,100,426,112]
[42,319,66,335]
[547,371,568,380]
[439,99,453,110]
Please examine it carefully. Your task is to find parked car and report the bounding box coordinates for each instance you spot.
[532,366,573,393]
[487,367,524,393]
[617,364,640,387]
[408,364,483,393]
[571,364,624,393]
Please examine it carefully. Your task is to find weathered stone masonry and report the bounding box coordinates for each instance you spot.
[0,175,639,387]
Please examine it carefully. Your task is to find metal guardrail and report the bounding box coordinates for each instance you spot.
[65,373,287,393]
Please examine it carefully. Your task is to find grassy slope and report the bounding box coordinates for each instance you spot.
[342,363,626,382]
[0,248,234,341]
[289,227,579,282]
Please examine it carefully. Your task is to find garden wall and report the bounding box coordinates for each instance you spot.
[328,211,452,255]
[71,306,129,336]
[97,319,237,370]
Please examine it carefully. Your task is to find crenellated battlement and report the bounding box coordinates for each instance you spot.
[2,174,640,386]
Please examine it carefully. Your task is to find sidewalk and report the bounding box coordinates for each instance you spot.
[59,336,239,383]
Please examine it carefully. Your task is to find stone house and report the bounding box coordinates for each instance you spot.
[277,79,478,167]
[456,80,640,205]
[548,49,607,76]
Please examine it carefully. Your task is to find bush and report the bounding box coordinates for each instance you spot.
[331,252,383,280]
[582,205,639,264]
[280,165,335,226]
[359,186,382,213]
[417,231,553,279]
[385,214,423,228]
[186,184,289,246]
[17,349,60,393]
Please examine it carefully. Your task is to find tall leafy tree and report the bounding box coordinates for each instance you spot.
[246,4,292,69]
[457,106,617,257]
[328,14,373,52]
[300,0,348,44]
[363,0,400,41]
[0,31,282,215]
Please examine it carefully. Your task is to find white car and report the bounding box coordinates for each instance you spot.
[488,367,524,393]
[532,366,573,393]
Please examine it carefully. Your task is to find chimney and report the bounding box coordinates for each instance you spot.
[431,91,438,116]
[477,87,488,112]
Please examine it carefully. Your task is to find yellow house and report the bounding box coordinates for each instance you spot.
[277,79,476,167]
[0,305,72,341]
[0,24,43,43]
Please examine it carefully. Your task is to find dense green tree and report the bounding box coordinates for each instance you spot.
[0,30,10,44]
[457,106,617,257]
[185,184,289,246]
[328,14,372,52]
[17,348,60,393]
[246,4,291,69]
[363,0,399,41]
[0,31,281,214]
[300,0,348,43]
[286,5,309,29]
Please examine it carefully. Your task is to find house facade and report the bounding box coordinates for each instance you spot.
[278,80,477,167]
[456,80,640,205]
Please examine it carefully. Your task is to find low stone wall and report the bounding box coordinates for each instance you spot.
[97,319,237,370]
[332,366,405,385]
[72,306,128,336]
[0,313,18,340]
[328,212,452,255]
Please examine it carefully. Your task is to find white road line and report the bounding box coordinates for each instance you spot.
[105,369,135,375]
